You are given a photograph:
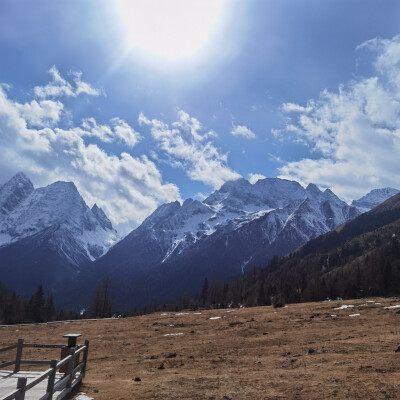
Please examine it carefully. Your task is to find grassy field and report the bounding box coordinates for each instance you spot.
[1,297,400,399]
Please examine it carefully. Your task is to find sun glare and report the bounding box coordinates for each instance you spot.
[116,0,225,61]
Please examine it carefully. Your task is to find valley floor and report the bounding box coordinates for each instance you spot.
[1,298,400,399]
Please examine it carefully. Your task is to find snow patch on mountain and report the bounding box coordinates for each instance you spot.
[352,188,400,212]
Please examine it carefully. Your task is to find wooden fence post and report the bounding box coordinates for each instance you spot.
[81,340,89,377]
[46,359,58,400]
[14,339,24,373]
[66,347,75,391]
[15,377,27,400]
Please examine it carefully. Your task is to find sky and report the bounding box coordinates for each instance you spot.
[1,0,400,234]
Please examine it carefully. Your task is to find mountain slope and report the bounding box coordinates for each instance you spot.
[225,192,400,307]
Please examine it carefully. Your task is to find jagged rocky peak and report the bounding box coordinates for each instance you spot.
[204,177,307,212]
[322,188,345,204]
[203,178,252,209]
[219,178,252,193]
[161,198,213,230]
[181,198,211,215]
[352,187,400,212]
[251,177,306,208]
[305,183,322,199]
[141,201,181,229]
[2,180,89,236]
[91,203,113,230]
[0,172,34,216]
[29,180,87,220]
[305,183,345,205]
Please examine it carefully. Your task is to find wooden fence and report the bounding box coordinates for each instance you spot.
[0,338,89,400]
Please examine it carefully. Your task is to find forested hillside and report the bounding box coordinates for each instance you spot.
[179,193,400,310]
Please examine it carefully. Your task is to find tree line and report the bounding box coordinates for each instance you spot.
[0,284,76,325]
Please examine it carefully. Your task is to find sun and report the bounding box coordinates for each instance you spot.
[116,0,225,61]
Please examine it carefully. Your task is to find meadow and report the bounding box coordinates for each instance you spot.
[1,298,400,399]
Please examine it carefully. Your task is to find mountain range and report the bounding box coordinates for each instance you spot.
[0,172,398,311]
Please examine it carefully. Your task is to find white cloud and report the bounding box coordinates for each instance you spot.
[281,102,313,113]
[271,128,283,140]
[0,70,180,232]
[80,117,142,147]
[194,192,207,200]
[268,153,282,163]
[248,173,266,184]
[172,110,216,142]
[230,124,256,139]
[139,110,240,189]
[15,99,64,127]
[33,66,101,99]
[277,35,400,201]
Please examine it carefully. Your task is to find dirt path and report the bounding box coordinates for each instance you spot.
[1,298,400,399]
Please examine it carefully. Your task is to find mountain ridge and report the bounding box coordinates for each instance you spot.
[63,177,379,310]
[0,172,398,310]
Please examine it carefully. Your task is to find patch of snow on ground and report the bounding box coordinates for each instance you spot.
[160,313,168,316]
[193,312,202,315]
[209,317,221,320]
[383,305,400,310]
[163,333,183,337]
[349,314,361,317]
[334,305,354,310]
[175,313,188,315]
[75,394,93,400]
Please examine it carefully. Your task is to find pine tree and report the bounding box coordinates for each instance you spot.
[44,293,56,321]
[200,278,209,308]
[29,285,45,323]
[91,275,114,318]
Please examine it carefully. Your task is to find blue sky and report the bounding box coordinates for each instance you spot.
[1,0,400,233]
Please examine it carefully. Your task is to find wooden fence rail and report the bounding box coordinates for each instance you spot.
[0,337,89,400]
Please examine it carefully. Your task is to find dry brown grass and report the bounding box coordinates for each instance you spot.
[1,297,400,399]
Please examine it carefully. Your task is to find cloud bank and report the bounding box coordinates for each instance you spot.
[139,110,240,189]
[278,35,400,200]
[0,67,180,232]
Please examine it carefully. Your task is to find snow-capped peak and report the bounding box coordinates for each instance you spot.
[0,175,118,264]
[92,204,113,230]
[305,183,322,200]
[142,201,181,229]
[0,172,34,217]
[204,177,306,213]
[352,187,400,212]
